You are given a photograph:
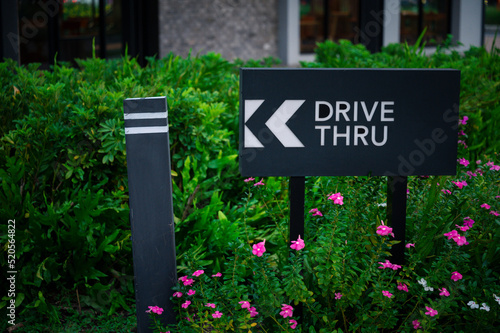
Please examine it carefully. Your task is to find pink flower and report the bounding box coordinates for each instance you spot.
[463,217,475,228]
[252,240,266,257]
[244,177,255,183]
[179,275,195,286]
[212,272,222,277]
[456,224,469,232]
[382,290,393,298]
[378,260,393,269]
[441,189,451,194]
[451,271,463,281]
[490,164,500,171]
[405,243,415,248]
[335,293,342,300]
[309,208,323,217]
[439,288,450,296]
[280,304,294,318]
[183,278,194,286]
[290,235,305,251]
[490,211,499,216]
[413,320,421,329]
[205,303,216,308]
[459,116,468,125]
[458,130,465,136]
[187,289,196,296]
[239,301,251,309]
[425,306,438,317]
[181,300,191,309]
[444,230,468,246]
[454,234,468,246]
[444,230,459,240]
[376,224,393,236]
[192,270,204,277]
[458,158,469,166]
[328,192,344,205]
[146,306,164,315]
[481,203,491,209]
[173,292,183,298]
[212,311,223,318]
[391,264,401,270]
[248,307,258,317]
[452,180,467,189]
[289,319,298,329]
[397,283,408,292]
[466,171,477,179]
[253,179,265,186]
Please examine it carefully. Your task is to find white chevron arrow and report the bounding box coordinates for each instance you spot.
[265,100,305,147]
[244,99,305,148]
[244,100,265,148]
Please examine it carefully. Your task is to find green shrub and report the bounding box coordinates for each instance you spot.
[1,38,499,331]
[149,155,500,332]
[0,53,267,325]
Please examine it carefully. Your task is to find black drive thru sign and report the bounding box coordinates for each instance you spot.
[239,68,461,177]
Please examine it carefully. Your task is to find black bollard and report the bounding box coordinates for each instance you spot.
[124,96,177,332]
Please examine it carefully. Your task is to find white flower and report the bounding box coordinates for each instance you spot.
[494,294,500,305]
[418,278,427,286]
[467,301,479,309]
[377,203,387,207]
[417,278,432,291]
[480,303,490,311]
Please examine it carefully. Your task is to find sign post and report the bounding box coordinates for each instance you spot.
[124,97,177,332]
[289,176,305,318]
[239,68,460,265]
[386,176,408,265]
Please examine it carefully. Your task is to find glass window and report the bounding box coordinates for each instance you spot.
[60,0,100,62]
[300,0,360,54]
[17,0,122,66]
[400,0,451,46]
[105,0,123,58]
[18,0,51,66]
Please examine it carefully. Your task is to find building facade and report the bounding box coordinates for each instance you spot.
[159,0,279,61]
[1,0,486,67]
